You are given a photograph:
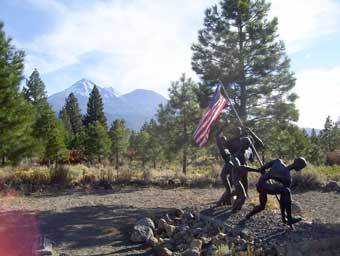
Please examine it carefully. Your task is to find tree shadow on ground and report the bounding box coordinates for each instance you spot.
[31,186,147,199]
[37,205,171,256]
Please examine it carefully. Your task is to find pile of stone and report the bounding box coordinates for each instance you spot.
[131,209,266,256]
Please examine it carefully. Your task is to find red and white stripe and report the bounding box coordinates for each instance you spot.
[193,96,227,147]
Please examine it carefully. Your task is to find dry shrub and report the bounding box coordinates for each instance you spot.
[80,174,96,184]
[50,165,70,185]
[68,164,90,181]
[143,169,155,184]
[29,167,50,185]
[116,167,133,183]
[6,167,51,186]
[292,168,323,190]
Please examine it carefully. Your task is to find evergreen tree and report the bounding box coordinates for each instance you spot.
[65,93,83,135]
[23,69,46,103]
[157,74,201,174]
[84,85,107,128]
[84,121,111,163]
[127,131,138,162]
[156,103,178,163]
[144,119,164,168]
[135,129,151,167]
[309,128,323,165]
[60,93,84,150]
[45,120,68,167]
[320,116,336,152]
[59,106,73,146]
[23,69,68,161]
[191,0,298,125]
[109,119,130,169]
[0,22,36,165]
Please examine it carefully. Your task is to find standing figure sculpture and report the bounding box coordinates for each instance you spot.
[216,126,264,212]
[245,157,307,227]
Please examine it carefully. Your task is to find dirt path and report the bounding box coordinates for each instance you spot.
[0,186,339,255]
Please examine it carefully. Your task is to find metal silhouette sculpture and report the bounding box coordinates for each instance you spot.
[245,158,307,228]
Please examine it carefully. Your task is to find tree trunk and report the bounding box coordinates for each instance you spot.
[182,148,187,175]
[153,159,156,169]
[115,151,119,170]
[238,13,247,122]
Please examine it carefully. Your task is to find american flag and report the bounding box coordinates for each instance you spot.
[193,85,227,147]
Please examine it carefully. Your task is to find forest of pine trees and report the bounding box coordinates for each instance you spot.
[1,0,340,172]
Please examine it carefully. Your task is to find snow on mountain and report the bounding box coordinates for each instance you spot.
[48,79,167,130]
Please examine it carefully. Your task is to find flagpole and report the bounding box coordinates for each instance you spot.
[218,81,281,205]
[218,81,263,165]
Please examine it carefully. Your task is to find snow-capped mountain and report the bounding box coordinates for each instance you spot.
[48,79,167,130]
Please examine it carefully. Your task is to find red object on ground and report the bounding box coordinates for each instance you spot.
[0,205,40,255]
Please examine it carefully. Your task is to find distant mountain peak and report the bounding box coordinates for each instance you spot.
[48,79,168,130]
[67,79,96,97]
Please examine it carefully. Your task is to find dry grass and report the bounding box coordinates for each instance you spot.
[248,193,280,213]
[0,161,339,190]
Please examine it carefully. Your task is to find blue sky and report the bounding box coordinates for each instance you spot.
[1,0,340,129]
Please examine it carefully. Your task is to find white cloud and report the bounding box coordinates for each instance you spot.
[23,0,216,96]
[20,0,340,121]
[295,67,340,129]
[270,0,340,53]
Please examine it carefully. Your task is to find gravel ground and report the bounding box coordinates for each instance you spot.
[0,186,339,255]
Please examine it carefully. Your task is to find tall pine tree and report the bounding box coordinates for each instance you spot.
[0,22,35,165]
[84,85,107,129]
[157,74,201,174]
[109,119,130,169]
[23,69,46,103]
[84,121,111,163]
[24,69,65,158]
[191,0,298,125]
[65,93,83,135]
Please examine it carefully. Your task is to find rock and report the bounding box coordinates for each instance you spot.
[183,248,200,256]
[146,236,159,247]
[190,239,203,250]
[174,209,185,219]
[131,224,154,243]
[153,246,173,256]
[291,200,303,215]
[323,180,340,192]
[192,227,203,236]
[32,236,54,256]
[211,233,227,246]
[254,248,265,256]
[165,213,175,225]
[200,236,211,247]
[176,224,190,233]
[235,239,247,252]
[175,243,187,251]
[165,224,176,237]
[183,211,195,221]
[158,218,168,231]
[240,228,253,241]
[136,217,156,230]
